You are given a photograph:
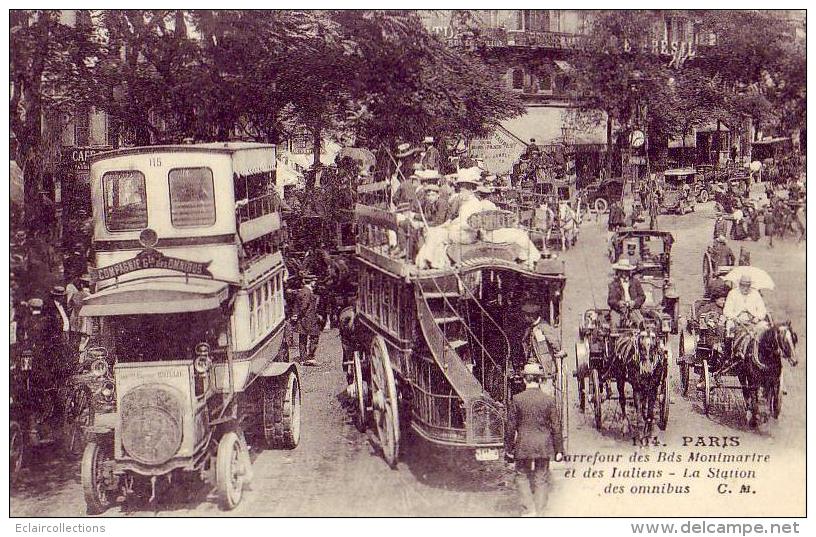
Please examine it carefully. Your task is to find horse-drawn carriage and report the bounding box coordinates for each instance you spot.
[606,229,680,331]
[342,176,569,467]
[678,267,798,427]
[661,168,699,214]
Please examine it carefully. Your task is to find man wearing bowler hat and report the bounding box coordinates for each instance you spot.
[292,274,321,366]
[505,362,564,517]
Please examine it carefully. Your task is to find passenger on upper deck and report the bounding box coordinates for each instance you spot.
[420,184,449,226]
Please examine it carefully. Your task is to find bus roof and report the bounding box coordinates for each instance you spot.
[89,142,276,165]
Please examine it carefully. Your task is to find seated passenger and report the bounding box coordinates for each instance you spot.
[709,235,736,267]
[419,184,449,226]
[607,259,645,328]
[722,274,769,361]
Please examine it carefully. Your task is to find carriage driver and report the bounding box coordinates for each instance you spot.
[607,259,646,328]
[505,362,564,518]
[722,274,769,360]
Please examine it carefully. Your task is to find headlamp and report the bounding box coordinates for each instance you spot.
[101,381,115,401]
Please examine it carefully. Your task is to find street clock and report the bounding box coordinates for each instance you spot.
[630,130,646,148]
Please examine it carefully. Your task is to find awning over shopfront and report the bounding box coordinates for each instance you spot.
[80,278,230,316]
[500,106,608,146]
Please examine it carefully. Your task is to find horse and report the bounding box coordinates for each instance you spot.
[733,321,798,428]
[612,326,667,435]
[545,202,580,250]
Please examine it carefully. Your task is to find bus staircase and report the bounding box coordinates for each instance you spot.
[414,272,511,446]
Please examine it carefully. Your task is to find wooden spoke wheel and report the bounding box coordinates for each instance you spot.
[216,431,246,510]
[702,359,712,416]
[769,379,782,419]
[702,252,712,289]
[657,371,669,431]
[352,351,368,432]
[64,386,94,460]
[575,343,586,413]
[369,336,399,468]
[678,330,690,396]
[589,368,603,430]
[698,189,710,203]
[81,441,113,515]
[10,420,24,483]
[594,198,608,214]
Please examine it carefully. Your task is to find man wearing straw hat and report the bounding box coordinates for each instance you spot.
[607,259,645,328]
[505,362,564,517]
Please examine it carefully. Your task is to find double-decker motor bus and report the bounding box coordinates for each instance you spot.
[80,143,301,513]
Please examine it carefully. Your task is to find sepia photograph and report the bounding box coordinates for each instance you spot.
[6,5,807,521]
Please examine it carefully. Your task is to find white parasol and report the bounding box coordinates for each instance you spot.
[723,266,775,290]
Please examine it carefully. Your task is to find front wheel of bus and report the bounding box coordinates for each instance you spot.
[82,441,113,515]
[216,432,244,510]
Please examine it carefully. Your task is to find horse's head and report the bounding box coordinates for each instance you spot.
[776,322,799,367]
[634,328,663,377]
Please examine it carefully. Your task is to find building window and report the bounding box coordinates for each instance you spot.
[74,107,90,146]
[524,10,550,32]
[169,167,216,228]
[102,170,147,231]
[536,69,553,93]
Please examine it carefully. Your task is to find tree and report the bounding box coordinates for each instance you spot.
[10,10,98,231]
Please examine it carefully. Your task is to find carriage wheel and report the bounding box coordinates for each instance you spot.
[702,360,712,416]
[702,252,712,290]
[594,198,608,214]
[10,420,24,483]
[678,333,690,396]
[657,373,669,431]
[352,351,368,432]
[698,190,710,203]
[589,368,602,430]
[64,386,94,460]
[769,380,782,419]
[370,336,399,469]
[575,343,586,413]
[216,431,245,510]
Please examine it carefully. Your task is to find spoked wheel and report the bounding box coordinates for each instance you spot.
[10,420,24,483]
[352,351,368,432]
[594,198,608,214]
[589,368,602,430]
[702,252,712,290]
[698,189,710,203]
[657,372,669,431]
[575,343,586,413]
[369,336,399,468]
[81,441,113,515]
[678,332,689,396]
[769,380,782,419]
[64,386,94,460]
[702,360,712,416]
[216,431,246,510]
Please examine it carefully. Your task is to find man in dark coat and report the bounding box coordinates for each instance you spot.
[608,200,626,231]
[420,136,441,171]
[607,259,646,328]
[292,275,321,366]
[709,235,735,267]
[419,184,449,226]
[505,362,564,517]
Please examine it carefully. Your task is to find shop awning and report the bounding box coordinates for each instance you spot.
[80,278,230,317]
[500,106,608,146]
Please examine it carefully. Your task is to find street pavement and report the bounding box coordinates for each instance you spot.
[10,193,805,517]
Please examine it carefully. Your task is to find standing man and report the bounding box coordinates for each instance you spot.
[292,274,321,366]
[709,235,736,267]
[505,362,564,517]
[420,136,440,172]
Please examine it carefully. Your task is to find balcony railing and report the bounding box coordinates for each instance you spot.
[454,28,589,50]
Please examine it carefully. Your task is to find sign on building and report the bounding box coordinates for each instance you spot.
[61,146,112,185]
[468,127,527,175]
